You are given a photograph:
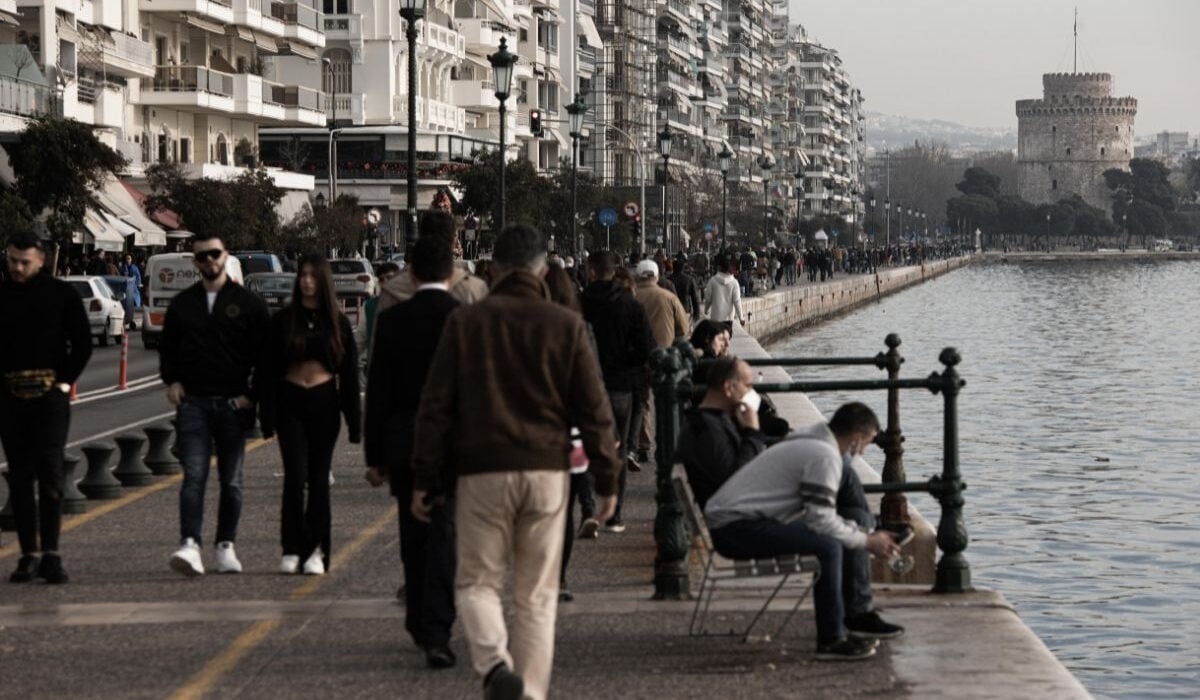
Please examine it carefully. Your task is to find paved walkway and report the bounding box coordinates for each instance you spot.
[0,429,1087,698]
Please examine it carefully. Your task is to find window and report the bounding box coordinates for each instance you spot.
[1052,125,1056,133]
[323,49,353,94]
[1052,179,1057,190]
[157,134,169,163]
[180,137,191,164]
[1065,147,1071,155]
[1100,147,1106,155]
[323,0,348,13]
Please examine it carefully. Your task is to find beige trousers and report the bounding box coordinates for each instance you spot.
[455,470,568,700]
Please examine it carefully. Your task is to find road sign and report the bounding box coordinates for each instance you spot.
[599,208,619,227]
[702,221,715,233]
[367,208,382,225]
[623,201,639,217]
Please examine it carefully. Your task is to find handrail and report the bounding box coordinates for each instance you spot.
[650,335,970,600]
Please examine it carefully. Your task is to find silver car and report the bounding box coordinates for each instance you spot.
[63,275,126,346]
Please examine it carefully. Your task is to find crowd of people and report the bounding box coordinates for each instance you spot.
[1,219,931,698]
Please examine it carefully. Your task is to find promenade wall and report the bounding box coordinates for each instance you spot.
[741,257,972,343]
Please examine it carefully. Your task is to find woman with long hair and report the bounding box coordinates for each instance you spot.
[260,253,361,575]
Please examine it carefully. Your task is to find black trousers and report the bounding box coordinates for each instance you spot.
[276,380,340,565]
[608,390,633,521]
[395,469,456,648]
[561,470,595,586]
[0,390,70,555]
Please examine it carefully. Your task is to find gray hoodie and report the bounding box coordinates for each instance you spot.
[703,422,868,549]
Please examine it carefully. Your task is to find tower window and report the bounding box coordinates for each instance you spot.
[1101,147,1106,155]
[1066,147,1071,155]
[1052,179,1058,190]
[1052,125,1056,133]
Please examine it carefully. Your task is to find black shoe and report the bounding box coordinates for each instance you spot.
[846,610,905,640]
[484,663,524,700]
[815,636,877,661]
[558,588,575,603]
[424,645,456,670]
[877,522,915,547]
[626,456,642,473]
[396,584,405,602]
[37,553,69,584]
[9,555,39,583]
[603,518,626,533]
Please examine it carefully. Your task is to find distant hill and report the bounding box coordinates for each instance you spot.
[866,112,1016,154]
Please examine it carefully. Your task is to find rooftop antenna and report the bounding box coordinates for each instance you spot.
[1073,6,1078,74]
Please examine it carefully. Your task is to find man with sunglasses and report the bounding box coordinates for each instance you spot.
[159,234,269,576]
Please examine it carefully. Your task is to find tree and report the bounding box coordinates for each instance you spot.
[279,193,365,255]
[145,163,283,251]
[5,116,126,254]
[452,149,550,242]
[1105,158,1177,246]
[0,185,35,237]
[956,167,1001,200]
[945,194,998,234]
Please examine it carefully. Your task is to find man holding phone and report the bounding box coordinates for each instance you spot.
[159,234,268,577]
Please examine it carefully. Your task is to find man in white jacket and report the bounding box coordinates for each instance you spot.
[703,253,745,327]
[704,402,906,661]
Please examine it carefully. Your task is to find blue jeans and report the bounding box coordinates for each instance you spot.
[176,395,249,545]
[709,465,875,644]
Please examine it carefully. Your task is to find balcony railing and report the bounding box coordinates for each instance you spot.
[151,66,234,96]
[272,84,326,111]
[271,2,321,30]
[109,32,155,69]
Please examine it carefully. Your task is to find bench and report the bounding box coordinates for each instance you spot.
[671,463,821,642]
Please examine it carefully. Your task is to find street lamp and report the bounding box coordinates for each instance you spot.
[322,58,338,204]
[658,123,672,251]
[884,197,891,249]
[793,167,805,248]
[488,37,518,230]
[399,0,427,251]
[757,155,773,243]
[313,191,326,209]
[566,93,587,258]
[718,145,732,247]
[1045,212,1051,245]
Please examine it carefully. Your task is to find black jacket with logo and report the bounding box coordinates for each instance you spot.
[0,272,92,384]
[159,281,269,399]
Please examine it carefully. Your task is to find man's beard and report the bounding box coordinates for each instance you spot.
[199,266,223,281]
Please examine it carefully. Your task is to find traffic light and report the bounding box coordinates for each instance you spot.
[632,215,641,241]
[530,109,543,137]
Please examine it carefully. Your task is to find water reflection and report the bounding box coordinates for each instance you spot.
[769,260,1200,700]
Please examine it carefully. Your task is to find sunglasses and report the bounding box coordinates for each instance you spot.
[194,249,225,262]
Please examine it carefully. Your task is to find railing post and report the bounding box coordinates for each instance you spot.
[929,347,971,593]
[651,341,691,600]
[876,333,909,525]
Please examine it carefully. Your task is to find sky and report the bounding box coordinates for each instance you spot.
[789,0,1200,137]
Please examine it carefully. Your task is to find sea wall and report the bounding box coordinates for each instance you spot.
[742,257,973,344]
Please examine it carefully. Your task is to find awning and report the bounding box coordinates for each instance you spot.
[0,12,21,27]
[227,26,255,43]
[101,210,138,238]
[278,41,319,60]
[183,13,226,35]
[276,190,312,225]
[576,15,603,49]
[95,175,168,247]
[253,31,279,54]
[121,180,182,230]
[81,210,125,251]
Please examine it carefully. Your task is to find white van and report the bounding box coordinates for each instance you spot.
[142,253,244,349]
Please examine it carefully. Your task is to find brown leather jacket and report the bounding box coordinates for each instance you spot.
[411,269,621,496]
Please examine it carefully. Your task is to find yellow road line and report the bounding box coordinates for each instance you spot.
[167,506,397,700]
[0,438,271,561]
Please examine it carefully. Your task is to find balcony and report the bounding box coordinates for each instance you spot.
[458,18,516,54]
[423,22,464,59]
[662,0,688,22]
[578,47,596,74]
[323,14,361,41]
[656,69,690,93]
[393,95,466,132]
[272,84,327,126]
[92,84,124,128]
[137,0,234,25]
[234,73,287,121]
[327,92,365,124]
[233,0,286,37]
[271,1,325,48]
[140,66,235,113]
[451,78,496,110]
[85,32,156,80]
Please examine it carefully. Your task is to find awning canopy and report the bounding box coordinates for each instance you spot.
[576,15,603,49]
[278,41,319,60]
[80,210,125,251]
[95,175,168,247]
[814,230,828,240]
[276,190,312,225]
[183,13,226,35]
[253,31,279,54]
[121,181,182,230]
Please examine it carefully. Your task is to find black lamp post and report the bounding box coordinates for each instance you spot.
[566,93,587,258]
[718,145,732,247]
[657,124,672,251]
[884,197,891,248]
[399,0,426,250]
[488,37,518,230]
[757,155,773,243]
[793,167,805,248]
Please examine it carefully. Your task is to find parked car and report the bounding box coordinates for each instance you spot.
[329,259,377,324]
[245,272,296,312]
[234,251,285,276]
[101,275,142,330]
[142,253,244,349]
[63,275,125,346]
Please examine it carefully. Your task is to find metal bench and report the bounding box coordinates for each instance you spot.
[672,463,821,642]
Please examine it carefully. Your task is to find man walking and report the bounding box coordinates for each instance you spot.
[704,253,746,330]
[1,233,92,584]
[632,259,689,465]
[364,221,460,669]
[159,234,269,576]
[411,225,620,700]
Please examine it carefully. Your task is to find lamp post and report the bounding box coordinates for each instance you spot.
[488,37,518,230]
[1045,212,1051,246]
[399,0,427,250]
[793,167,805,248]
[718,145,732,248]
[322,58,338,203]
[757,155,773,243]
[566,94,587,258]
[657,124,672,252]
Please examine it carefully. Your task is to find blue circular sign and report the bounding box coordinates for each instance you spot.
[598,208,619,227]
[702,222,715,233]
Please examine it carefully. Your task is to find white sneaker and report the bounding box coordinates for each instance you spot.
[303,550,326,575]
[169,539,204,577]
[280,555,300,574]
[328,471,335,486]
[214,541,243,574]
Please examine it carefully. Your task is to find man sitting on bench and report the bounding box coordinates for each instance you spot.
[703,401,906,661]
[676,356,766,510]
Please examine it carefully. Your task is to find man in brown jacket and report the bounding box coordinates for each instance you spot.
[376,212,489,313]
[631,258,690,463]
[411,224,619,700]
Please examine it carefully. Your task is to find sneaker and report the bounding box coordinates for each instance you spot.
[169,539,205,577]
[577,517,599,539]
[214,541,242,574]
[877,522,915,547]
[302,550,326,575]
[846,610,905,640]
[558,588,575,603]
[36,553,69,584]
[815,636,878,661]
[424,645,456,670]
[483,663,524,700]
[328,471,335,486]
[626,455,642,473]
[9,555,39,583]
[280,555,300,574]
[603,518,626,533]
